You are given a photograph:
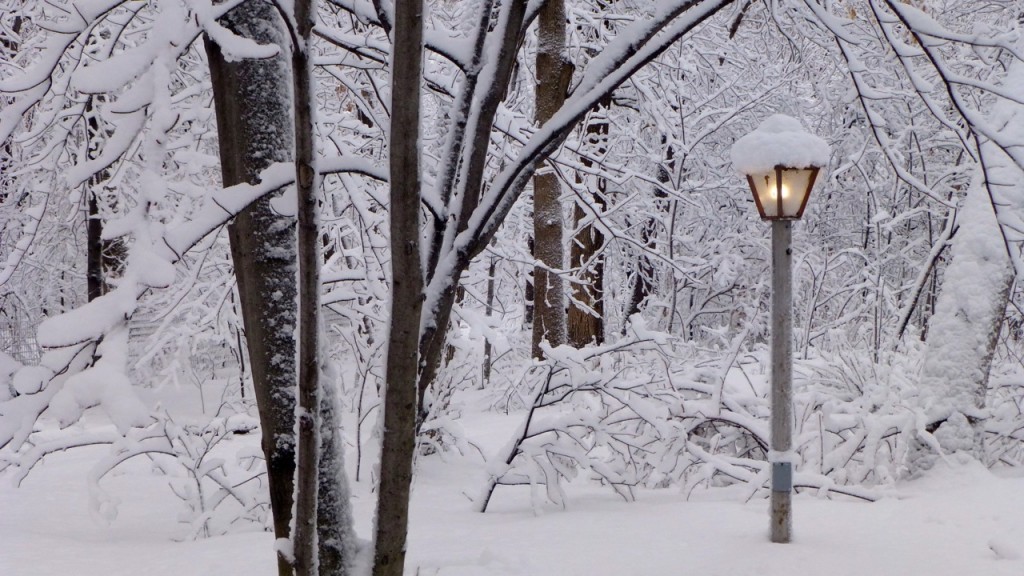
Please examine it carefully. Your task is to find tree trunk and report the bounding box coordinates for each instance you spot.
[86,181,105,302]
[531,0,572,358]
[622,219,656,325]
[567,99,610,347]
[414,0,528,420]
[84,96,124,302]
[292,0,329,572]
[524,237,534,330]
[0,12,21,205]
[372,0,424,574]
[204,3,297,574]
[317,380,356,575]
[482,253,497,385]
[913,178,1012,470]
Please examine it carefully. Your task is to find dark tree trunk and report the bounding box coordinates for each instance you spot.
[524,237,535,329]
[531,0,572,358]
[204,3,297,574]
[482,253,497,385]
[83,96,124,302]
[372,0,424,574]
[567,202,605,345]
[0,12,22,205]
[567,98,611,347]
[86,188,104,302]
[623,145,671,327]
[84,95,104,303]
[292,0,326,572]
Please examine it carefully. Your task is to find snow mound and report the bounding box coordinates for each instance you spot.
[731,114,831,174]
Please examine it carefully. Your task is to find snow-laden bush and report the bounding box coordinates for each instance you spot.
[477,320,1024,510]
[0,391,270,540]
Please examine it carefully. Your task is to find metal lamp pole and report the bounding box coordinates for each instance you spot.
[733,115,828,544]
[770,219,793,543]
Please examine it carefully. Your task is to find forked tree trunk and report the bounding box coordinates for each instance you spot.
[205,3,297,574]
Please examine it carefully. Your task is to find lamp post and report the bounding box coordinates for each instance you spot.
[731,115,829,544]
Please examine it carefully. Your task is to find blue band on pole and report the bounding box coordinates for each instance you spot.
[772,462,792,492]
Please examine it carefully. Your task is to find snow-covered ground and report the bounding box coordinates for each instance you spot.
[3,405,1023,576]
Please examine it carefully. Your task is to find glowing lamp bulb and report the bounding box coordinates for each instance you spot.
[761,174,791,199]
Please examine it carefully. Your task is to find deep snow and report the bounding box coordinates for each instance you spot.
[2,405,1023,576]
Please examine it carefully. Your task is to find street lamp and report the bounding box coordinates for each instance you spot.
[731,114,829,544]
[745,166,819,221]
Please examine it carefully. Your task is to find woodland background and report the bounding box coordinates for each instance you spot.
[2,1,1024,575]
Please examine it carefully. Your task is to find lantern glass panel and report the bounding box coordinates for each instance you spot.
[752,167,817,219]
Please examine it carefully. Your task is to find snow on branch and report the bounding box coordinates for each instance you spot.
[466,0,735,255]
[476,323,888,512]
[192,0,282,62]
[324,0,482,71]
[874,0,1024,268]
[160,157,385,261]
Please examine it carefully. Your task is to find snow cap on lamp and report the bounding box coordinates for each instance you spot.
[732,114,830,220]
[730,114,830,175]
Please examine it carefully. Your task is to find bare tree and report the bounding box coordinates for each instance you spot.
[367,0,737,570]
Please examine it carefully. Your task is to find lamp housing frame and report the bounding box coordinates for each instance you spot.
[746,164,820,221]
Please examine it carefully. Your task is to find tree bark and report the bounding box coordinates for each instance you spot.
[567,200,605,346]
[204,4,297,574]
[531,0,572,358]
[317,381,356,575]
[623,145,671,327]
[85,94,105,303]
[415,0,528,419]
[0,11,21,205]
[567,99,610,347]
[372,0,424,574]
[84,96,124,302]
[292,0,326,572]
[482,253,497,385]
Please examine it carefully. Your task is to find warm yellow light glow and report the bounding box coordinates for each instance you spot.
[760,174,791,200]
[749,166,818,220]
[770,183,791,200]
